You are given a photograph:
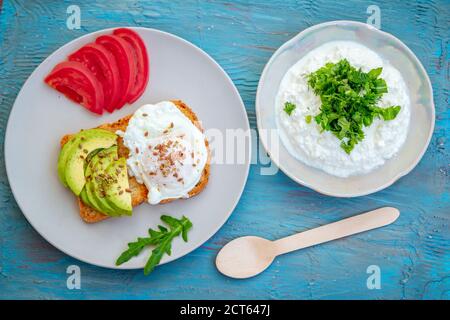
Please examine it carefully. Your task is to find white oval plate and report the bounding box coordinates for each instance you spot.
[5,27,250,269]
[256,21,434,197]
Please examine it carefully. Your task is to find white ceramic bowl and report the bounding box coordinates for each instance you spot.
[256,21,435,197]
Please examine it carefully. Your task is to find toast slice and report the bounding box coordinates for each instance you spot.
[60,100,210,223]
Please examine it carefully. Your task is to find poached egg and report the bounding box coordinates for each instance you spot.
[119,101,208,204]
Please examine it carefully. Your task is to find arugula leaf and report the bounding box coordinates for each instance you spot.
[116,215,193,275]
[143,215,192,275]
[144,238,170,275]
[307,59,401,153]
[115,235,161,266]
[283,102,296,115]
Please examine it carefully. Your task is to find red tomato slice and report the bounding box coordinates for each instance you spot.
[113,28,149,104]
[96,34,136,109]
[68,43,120,113]
[44,61,104,114]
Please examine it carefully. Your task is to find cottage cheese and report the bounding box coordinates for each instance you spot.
[276,41,410,177]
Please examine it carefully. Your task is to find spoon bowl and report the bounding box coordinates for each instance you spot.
[216,236,277,279]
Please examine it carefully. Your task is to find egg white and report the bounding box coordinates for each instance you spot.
[118,101,208,204]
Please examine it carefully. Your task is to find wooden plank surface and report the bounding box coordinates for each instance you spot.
[0,0,448,299]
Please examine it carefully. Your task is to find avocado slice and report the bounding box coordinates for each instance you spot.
[79,149,110,211]
[57,137,77,187]
[63,129,117,196]
[58,129,114,186]
[73,144,132,217]
[84,147,103,171]
[85,147,119,215]
[104,158,132,216]
[79,187,92,208]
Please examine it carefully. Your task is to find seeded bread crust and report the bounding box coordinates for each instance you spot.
[60,100,210,223]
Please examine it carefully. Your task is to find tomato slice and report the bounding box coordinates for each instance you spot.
[96,35,136,109]
[68,43,120,113]
[113,28,149,104]
[44,61,104,114]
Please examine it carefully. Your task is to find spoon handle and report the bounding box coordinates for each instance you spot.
[273,207,400,256]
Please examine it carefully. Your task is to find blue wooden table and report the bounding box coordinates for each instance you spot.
[0,0,448,300]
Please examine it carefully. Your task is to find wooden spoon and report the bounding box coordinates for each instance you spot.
[216,207,400,279]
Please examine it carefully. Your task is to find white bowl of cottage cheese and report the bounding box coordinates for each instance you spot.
[256,21,435,197]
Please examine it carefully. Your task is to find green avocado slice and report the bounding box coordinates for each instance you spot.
[80,151,103,211]
[58,129,114,186]
[104,158,132,216]
[79,187,91,208]
[84,147,103,171]
[84,146,118,215]
[57,137,76,187]
[62,129,117,196]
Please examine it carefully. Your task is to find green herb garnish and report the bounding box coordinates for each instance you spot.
[306,59,401,154]
[116,215,193,275]
[284,102,296,115]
